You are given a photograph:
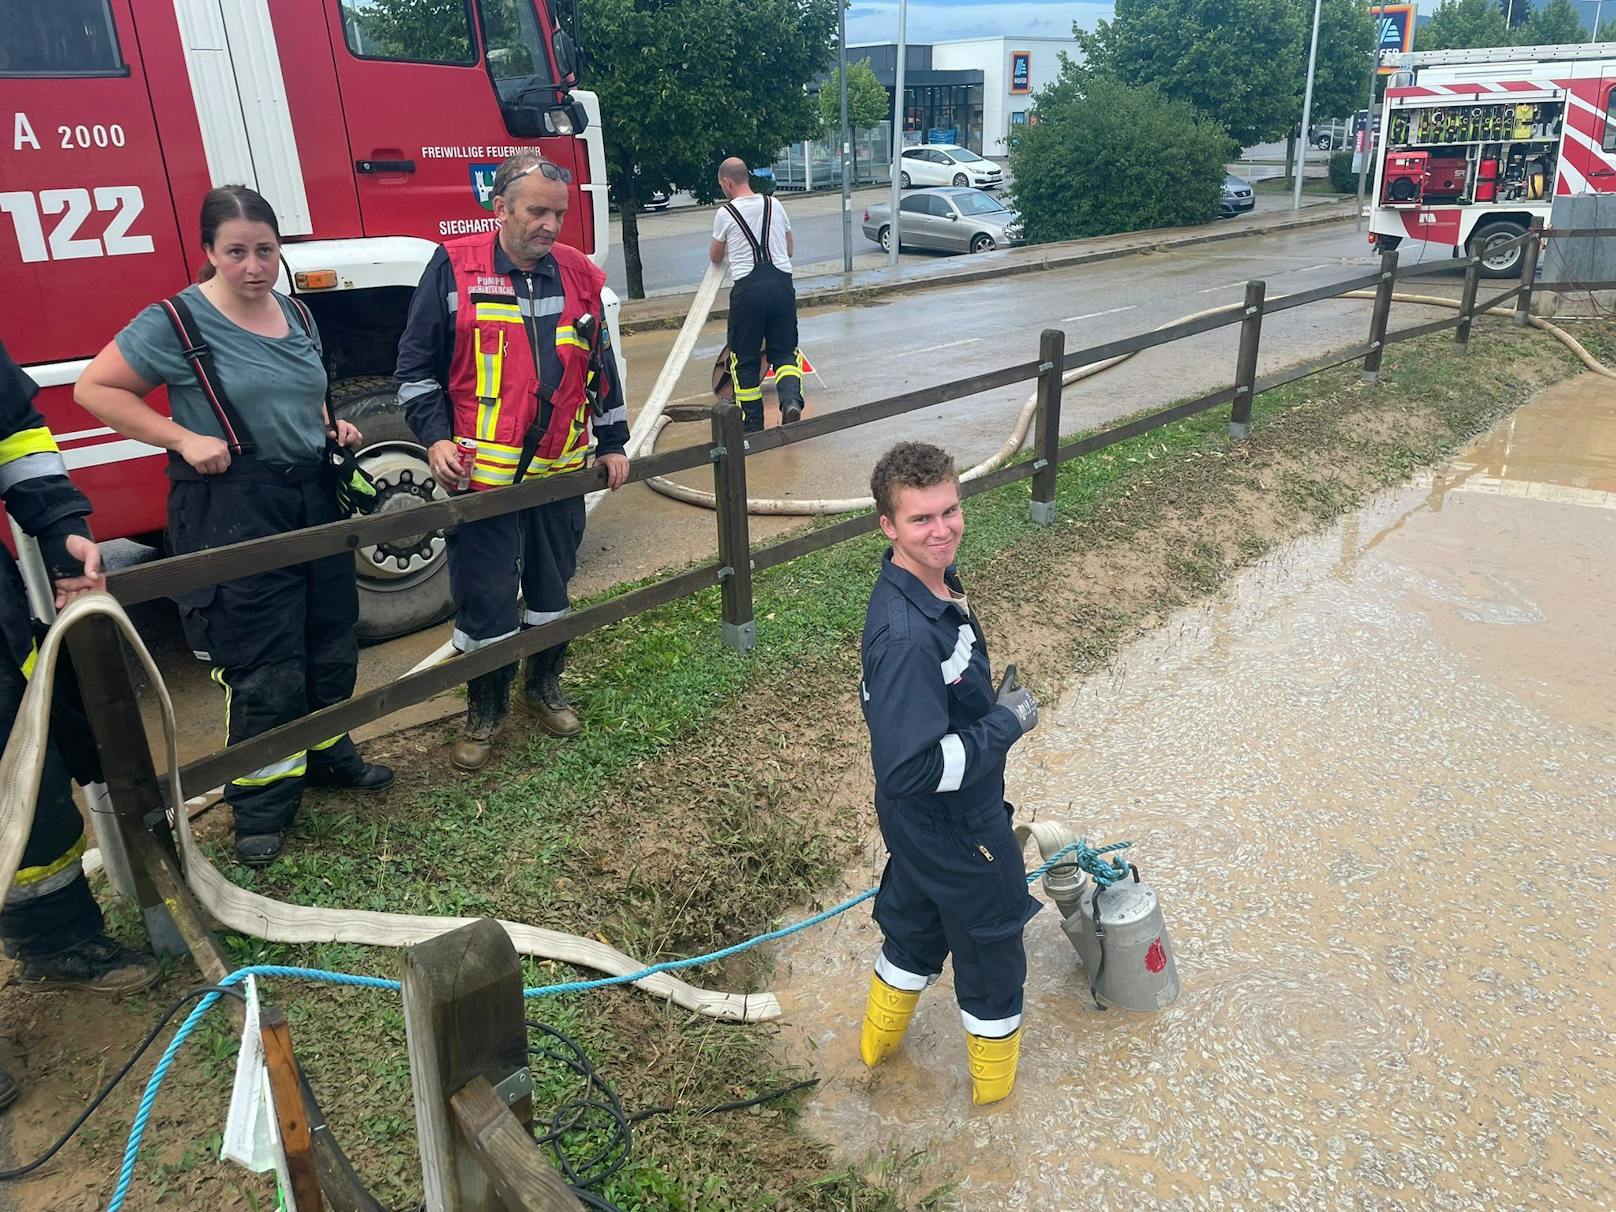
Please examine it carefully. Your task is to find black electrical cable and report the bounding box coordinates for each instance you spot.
[524,1019,819,1211]
[0,983,248,1182]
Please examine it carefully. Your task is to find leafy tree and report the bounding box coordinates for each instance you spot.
[1602,17,1616,39]
[819,61,891,181]
[1419,0,1512,50]
[1307,0,1376,122]
[1008,78,1231,243]
[1074,0,1305,146]
[1518,0,1586,42]
[581,0,836,297]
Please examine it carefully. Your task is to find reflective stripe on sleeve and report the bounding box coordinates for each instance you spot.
[0,426,61,466]
[0,449,69,493]
[936,734,966,793]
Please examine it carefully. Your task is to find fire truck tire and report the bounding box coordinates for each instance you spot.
[1469,221,1528,279]
[330,376,456,644]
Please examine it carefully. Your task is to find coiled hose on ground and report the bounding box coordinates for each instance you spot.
[640,284,1614,517]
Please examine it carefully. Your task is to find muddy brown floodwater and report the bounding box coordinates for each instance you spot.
[773,376,1616,1211]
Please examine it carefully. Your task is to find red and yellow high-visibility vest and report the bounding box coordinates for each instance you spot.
[444,235,604,490]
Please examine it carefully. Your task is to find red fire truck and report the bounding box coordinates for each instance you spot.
[1367,42,1616,278]
[2,0,613,639]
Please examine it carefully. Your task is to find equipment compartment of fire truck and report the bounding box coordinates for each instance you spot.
[1367,42,1616,278]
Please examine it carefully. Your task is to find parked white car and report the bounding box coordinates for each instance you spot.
[899,144,1003,190]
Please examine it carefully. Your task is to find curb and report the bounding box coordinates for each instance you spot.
[618,202,1359,335]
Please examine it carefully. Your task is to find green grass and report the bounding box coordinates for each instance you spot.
[82,315,1612,1211]
[1250,176,1345,196]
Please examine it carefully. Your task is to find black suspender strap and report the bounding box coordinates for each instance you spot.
[158,295,255,456]
[722,199,774,270]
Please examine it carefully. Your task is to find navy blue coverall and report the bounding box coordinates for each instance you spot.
[859,551,1041,1036]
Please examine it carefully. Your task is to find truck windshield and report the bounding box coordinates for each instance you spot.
[477,0,555,98]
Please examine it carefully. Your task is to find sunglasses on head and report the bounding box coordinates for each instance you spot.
[514,160,574,184]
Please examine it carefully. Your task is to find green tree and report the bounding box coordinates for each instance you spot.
[1074,0,1306,146]
[1518,0,1587,42]
[1287,0,1375,185]
[1419,0,1512,50]
[1602,17,1616,40]
[819,61,891,182]
[581,0,836,297]
[1009,78,1231,243]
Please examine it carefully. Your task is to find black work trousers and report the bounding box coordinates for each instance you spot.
[726,263,803,427]
[447,495,585,652]
[167,463,362,838]
[0,601,101,959]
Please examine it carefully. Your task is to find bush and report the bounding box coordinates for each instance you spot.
[1007,78,1231,244]
[1328,150,1358,193]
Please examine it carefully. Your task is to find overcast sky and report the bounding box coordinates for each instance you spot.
[845,0,1604,46]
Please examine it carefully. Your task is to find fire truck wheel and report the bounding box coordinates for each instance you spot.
[331,376,457,644]
[1469,221,1528,279]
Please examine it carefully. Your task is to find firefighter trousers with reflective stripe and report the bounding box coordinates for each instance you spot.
[0,654,101,959]
[166,470,362,838]
[726,263,803,423]
[871,796,1041,1031]
[447,495,584,656]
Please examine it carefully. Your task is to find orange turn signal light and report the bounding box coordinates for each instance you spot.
[295,270,339,290]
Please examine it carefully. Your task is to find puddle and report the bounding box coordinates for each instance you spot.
[773,377,1616,1209]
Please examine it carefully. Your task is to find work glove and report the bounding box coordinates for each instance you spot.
[995,664,1038,734]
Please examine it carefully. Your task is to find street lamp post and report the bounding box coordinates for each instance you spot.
[839,0,852,272]
[887,0,908,268]
[1294,0,1323,211]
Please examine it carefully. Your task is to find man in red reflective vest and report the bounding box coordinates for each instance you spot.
[396,154,630,771]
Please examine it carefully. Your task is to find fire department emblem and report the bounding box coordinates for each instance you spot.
[469,163,500,210]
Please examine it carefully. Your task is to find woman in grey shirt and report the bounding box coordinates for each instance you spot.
[76,186,392,867]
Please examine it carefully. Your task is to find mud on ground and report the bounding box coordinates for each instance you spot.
[0,316,1609,1210]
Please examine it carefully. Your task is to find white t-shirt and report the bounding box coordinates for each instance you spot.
[712,195,792,278]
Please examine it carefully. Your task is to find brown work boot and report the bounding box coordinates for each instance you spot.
[453,666,513,771]
[515,647,581,738]
[16,935,160,997]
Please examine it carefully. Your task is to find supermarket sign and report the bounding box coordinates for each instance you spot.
[1371,4,1415,72]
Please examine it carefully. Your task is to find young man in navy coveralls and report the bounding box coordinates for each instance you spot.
[858,442,1041,1104]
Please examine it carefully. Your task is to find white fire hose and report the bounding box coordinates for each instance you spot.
[0,591,781,1021]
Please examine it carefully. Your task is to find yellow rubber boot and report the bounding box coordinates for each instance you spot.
[859,973,921,1068]
[966,1028,1022,1105]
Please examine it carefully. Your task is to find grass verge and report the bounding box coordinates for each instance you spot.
[11,315,1612,1211]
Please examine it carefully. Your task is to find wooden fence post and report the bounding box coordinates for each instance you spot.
[63,616,187,956]
[1229,280,1266,440]
[1455,251,1482,349]
[710,403,756,654]
[1515,219,1543,327]
[1029,329,1064,525]
[260,1007,325,1212]
[404,919,578,1212]
[1361,249,1399,384]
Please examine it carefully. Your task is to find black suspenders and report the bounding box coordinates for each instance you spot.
[722,198,775,271]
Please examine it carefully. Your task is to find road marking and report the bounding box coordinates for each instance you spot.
[1058,305,1136,322]
[1292,263,1335,274]
[904,336,983,356]
[1197,281,1248,294]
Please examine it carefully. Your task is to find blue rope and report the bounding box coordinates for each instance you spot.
[104,836,1128,1210]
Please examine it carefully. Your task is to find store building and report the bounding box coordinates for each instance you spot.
[771,35,1080,189]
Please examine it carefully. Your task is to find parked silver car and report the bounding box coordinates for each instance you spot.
[862,187,1023,255]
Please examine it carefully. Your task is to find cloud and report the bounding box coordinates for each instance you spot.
[847,1,1114,44]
